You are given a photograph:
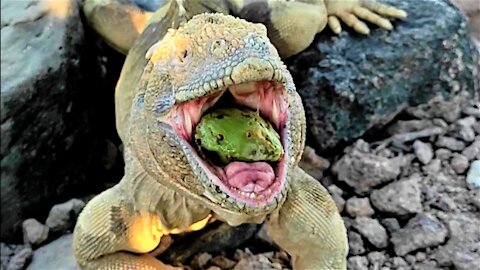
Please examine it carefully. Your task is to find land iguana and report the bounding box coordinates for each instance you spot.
[74,1,407,269]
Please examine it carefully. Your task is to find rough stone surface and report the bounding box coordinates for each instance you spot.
[436,136,466,151]
[45,199,85,233]
[352,217,388,249]
[332,140,405,195]
[6,246,32,270]
[347,256,369,270]
[288,0,479,151]
[26,234,79,270]
[348,231,365,256]
[434,213,480,270]
[345,197,375,217]
[370,174,423,215]
[413,140,434,165]
[22,219,48,246]
[450,153,470,174]
[0,0,101,241]
[391,213,448,256]
[466,160,480,189]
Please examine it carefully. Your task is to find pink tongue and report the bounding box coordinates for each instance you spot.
[224,162,275,193]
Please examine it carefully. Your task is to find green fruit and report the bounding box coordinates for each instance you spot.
[194,107,283,164]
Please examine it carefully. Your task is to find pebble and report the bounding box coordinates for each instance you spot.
[7,246,32,270]
[345,197,375,217]
[450,153,470,174]
[370,174,423,215]
[422,158,441,174]
[367,252,386,269]
[211,256,237,269]
[348,231,365,255]
[466,160,480,189]
[381,218,401,234]
[413,140,434,164]
[458,125,476,142]
[191,253,212,269]
[435,148,453,160]
[22,219,49,246]
[436,136,466,151]
[347,256,369,270]
[462,138,480,160]
[45,199,85,232]
[391,213,448,256]
[353,217,388,249]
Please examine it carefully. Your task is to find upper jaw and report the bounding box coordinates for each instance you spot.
[173,56,287,104]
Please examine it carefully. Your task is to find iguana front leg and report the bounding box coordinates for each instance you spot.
[73,184,177,270]
[325,0,407,35]
[267,167,348,270]
[73,156,212,270]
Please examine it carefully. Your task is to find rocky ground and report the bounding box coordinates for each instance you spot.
[1,95,479,270]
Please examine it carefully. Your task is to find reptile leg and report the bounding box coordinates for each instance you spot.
[73,184,178,270]
[232,0,328,57]
[325,0,407,35]
[267,167,348,270]
[83,0,179,54]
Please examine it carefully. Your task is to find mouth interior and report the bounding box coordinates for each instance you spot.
[167,80,288,206]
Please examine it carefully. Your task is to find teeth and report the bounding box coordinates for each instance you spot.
[272,100,280,128]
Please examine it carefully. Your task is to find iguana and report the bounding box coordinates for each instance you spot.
[74,0,407,269]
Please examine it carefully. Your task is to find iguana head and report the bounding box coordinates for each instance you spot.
[130,13,305,215]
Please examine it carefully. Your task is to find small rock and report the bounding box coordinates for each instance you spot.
[233,253,276,270]
[210,256,236,269]
[367,251,386,269]
[458,125,476,142]
[191,253,212,269]
[206,267,221,270]
[466,160,480,189]
[345,197,375,217]
[7,246,32,270]
[26,234,79,270]
[353,217,388,249]
[22,218,49,245]
[299,146,330,179]
[370,174,423,215]
[391,213,448,256]
[328,185,346,213]
[436,136,466,151]
[450,153,470,174]
[392,257,408,267]
[415,252,427,262]
[435,148,453,160]
[381,218,401,234]
[45,199,85,232]
[457,116,477,126]
[462,139,480,160]
[332,140,405,195]
[347,256,369,270]
[413,140,434,164]
[348,231,365,255]
[422,158,441,174]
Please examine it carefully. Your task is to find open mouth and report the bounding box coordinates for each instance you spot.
[166,80,289,207]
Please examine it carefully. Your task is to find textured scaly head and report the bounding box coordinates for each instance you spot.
[131,13,305,215]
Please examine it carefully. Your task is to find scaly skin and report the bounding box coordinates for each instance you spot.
[83,0,407,57]
[75,1,407,269]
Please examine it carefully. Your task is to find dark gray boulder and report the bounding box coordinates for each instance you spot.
[288,0,479,152]
[0,0,106,241]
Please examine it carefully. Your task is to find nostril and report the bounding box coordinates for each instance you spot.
[211,39,227,54]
